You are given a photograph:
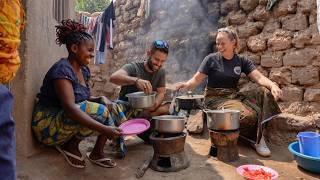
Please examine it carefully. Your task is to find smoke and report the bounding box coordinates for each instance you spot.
[126,0,220,90]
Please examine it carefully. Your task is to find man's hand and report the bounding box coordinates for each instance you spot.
[144,101,158,112]
[270,84,283,101]
[138,109,152,119]
[136,78,153,94]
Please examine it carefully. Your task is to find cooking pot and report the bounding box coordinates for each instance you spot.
[204,109,240,130]
[126,91,156,109]
[152,115,186,133]
[175,91,204,110]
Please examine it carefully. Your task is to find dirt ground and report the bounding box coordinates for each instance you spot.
[17,131,320,180]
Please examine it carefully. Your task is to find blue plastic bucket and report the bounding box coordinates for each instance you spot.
[297,131,320,157]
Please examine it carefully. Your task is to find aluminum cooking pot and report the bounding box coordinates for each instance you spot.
[175,91,204,110]
[204,109,240,130]
[152,115,186,133]
[126,91,156,109]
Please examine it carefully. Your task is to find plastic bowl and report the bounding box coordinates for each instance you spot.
[288,141,320,174]
[236,164,278,179]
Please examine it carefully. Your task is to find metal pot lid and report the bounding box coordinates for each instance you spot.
[152,115,186,120]
[126,91,157,97]
[176,94,204,100]
[203,109,240,113]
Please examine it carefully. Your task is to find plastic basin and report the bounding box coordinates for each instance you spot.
[288,141,320,174]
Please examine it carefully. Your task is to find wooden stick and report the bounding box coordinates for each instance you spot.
[135,151,154,178]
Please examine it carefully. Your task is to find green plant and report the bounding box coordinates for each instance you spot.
[75,0,111,13]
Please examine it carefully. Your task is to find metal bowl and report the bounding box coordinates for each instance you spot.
[204,109,240,130]
[126,91,156,109]
[152,115,186,133]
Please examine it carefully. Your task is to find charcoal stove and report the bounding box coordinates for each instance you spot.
[205,109,241,162]
[149,132,189,172]
[208,129,240,162]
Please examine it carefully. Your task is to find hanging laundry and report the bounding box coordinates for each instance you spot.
[99,0,115,52]
[88,0,116,65]
[94,16,107,65]
[78,1,116,65]
[87,15,99,34]
[79,12,91,27]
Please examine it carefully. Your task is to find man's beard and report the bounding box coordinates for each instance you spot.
[147,58,160,72]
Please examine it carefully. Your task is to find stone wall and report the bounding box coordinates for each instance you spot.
[90,0,320,117]
[216,0,320,117]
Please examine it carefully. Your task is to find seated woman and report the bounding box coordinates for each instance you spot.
[175,27,283,157]
[32,19,125,168]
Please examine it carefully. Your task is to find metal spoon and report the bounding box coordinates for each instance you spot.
[169,89,179,115]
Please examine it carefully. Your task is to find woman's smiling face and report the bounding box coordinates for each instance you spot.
[216,31,236,55]
[74,40,95,66]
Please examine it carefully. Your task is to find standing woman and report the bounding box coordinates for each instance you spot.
[32,19,125,169]
[0,0,25,179]
[175,27,283,157]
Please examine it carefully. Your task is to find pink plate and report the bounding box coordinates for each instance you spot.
[119,119,150,136]
[236,164,279,180]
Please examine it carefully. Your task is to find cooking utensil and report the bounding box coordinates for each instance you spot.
[152,115,186,133]
[204,109,240,130]
[176,91,204,110]
[169,90,179,115]
[135,151,154,178]
[126,91,156,109]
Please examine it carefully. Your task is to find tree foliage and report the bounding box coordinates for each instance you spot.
[75,0,111,13]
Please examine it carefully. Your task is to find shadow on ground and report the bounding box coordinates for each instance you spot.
[17,133,320,180]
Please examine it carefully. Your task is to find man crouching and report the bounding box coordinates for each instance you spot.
[110,40,170,142]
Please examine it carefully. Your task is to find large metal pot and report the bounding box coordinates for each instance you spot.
[175,91,204,110]
[126,91,156,109]
[152,115,186,133]
[204,109,240,130]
